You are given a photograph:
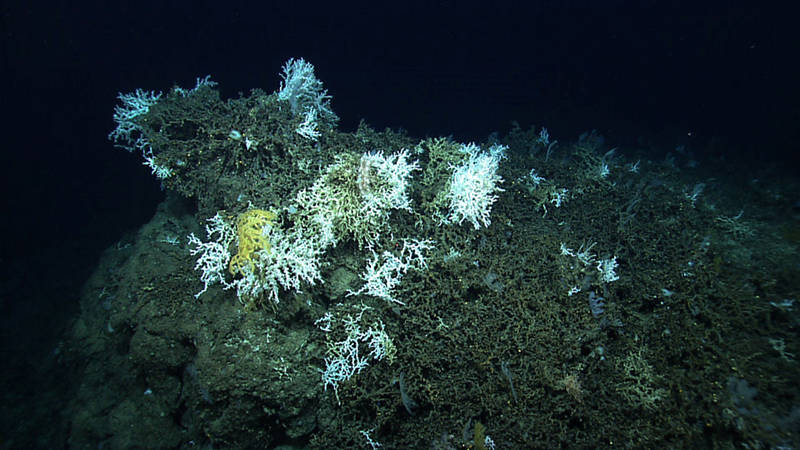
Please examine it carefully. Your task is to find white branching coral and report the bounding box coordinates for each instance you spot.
[596,256,620,283]
[230,222,327,305]
[445,143,505,229]
[188,213,330,304]
[358,149,419,216]
[276,57,338,139]
[108,89,162,153]
[348,238,433,305]
[187,214,236,298]
[317,306,396,404]
[295,150,419,248]
[560,241,620,284]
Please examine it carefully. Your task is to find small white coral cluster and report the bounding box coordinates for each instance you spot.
[110,76,218,180]
[187,213,235,297]
[109,88,162,153]
[348,238,433,305]
[596,256,620,283]
[445,143,506,229]
[316,307,395,403]
[560,241,620,286]
[359,150,418,214]
[277,57,338,140]
[109,88,174,179]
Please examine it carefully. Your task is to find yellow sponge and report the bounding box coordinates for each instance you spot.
[229,209,277,276]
